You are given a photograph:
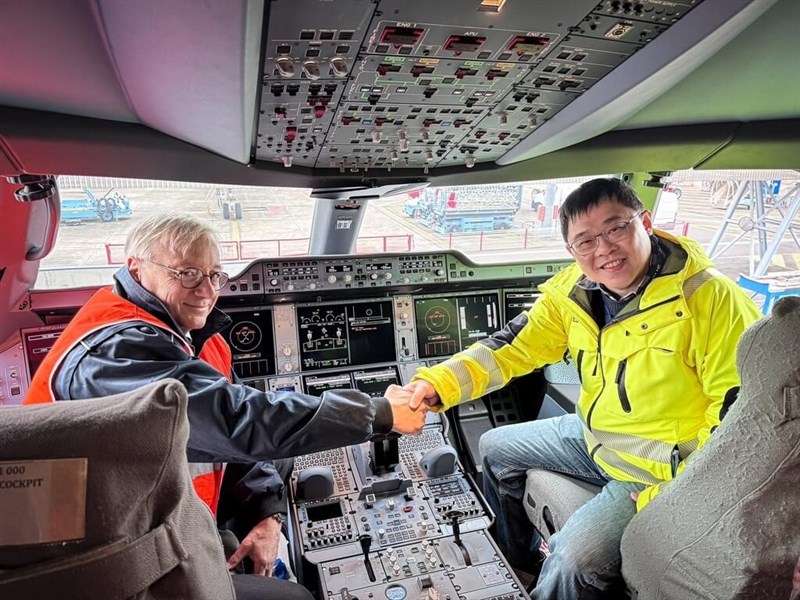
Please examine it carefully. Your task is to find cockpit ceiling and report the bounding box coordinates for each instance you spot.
[257,0,705,171]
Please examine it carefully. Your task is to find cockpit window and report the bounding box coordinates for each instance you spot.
[36,178,317,289]
[35,176,594,289]
[40,171,796,291]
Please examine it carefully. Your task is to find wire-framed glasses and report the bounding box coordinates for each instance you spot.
[144,259,229,290]
[567,210,644,256]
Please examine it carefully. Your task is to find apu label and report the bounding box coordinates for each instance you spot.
[0,458,87,546]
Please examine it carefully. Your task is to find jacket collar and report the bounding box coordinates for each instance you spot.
[112,267,231,350]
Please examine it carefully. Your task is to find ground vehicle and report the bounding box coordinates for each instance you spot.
[1,0,799,598]
[60,188,132,224]
[404,185,521,232]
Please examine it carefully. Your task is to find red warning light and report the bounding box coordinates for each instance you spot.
[443,35,486,54]
[380,26,424,47]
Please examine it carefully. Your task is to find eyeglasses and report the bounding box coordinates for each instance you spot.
[143,259,229,290]
[567,210,644,257]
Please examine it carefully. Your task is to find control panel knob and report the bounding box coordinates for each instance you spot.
[287,284,295,291]
[435,269,444,276]
[327,275,337,283]
[370,273,379,280]
[282,345,293,356]
[400,312,409,320]
[420,520,429,534]
[344,274,352,283]
[283,362,293,373]
[308,282,317,290]
[386,499,395,510]
[402,277,410,284]
[378,528,386,539]
[270,278,279,286]
[384,272,392,280]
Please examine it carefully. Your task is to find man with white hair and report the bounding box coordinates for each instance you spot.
[27,213,426,599]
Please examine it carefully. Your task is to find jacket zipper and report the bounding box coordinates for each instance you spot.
[585,333,604,430]
[576,349,584,383]
[670,445,680,478]
[609,294,682,325]
[615,359,631,413]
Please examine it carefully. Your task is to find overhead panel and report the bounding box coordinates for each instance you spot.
[257,0,376,168]
[256,0,704,173]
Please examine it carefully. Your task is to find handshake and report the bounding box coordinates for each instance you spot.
[384,380,441,436]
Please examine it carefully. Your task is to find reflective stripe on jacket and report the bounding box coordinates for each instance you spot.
[413,231,761,508]
[25,287,231,514]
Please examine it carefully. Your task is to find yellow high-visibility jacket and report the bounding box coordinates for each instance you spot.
[413,231,760,509]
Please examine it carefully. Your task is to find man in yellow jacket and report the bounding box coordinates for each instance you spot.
[398,178,761,599]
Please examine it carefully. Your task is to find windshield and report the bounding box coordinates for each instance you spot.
[36,176,591,289]
[36,171,800,290]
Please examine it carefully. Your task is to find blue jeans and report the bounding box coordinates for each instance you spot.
[479,414,645,600]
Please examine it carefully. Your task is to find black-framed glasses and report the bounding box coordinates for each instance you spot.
[143,259,229,290]
[567,210,645,257]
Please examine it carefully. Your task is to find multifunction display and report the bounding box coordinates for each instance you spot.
[352,366,400,398]
[303,366,399,398]
[304,373,353,396]
[222,308,276,379]
[297,300,395,370]
[504,291,541,321]
[414,293,501,359]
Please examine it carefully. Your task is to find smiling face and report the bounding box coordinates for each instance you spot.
[127,236,221,332]
[566,197,654,297]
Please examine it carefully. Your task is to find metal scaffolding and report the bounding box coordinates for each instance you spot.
[706,180,800,276]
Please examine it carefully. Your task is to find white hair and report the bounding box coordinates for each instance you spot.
[124,213,219,260]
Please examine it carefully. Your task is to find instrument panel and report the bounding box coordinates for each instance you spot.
[215,251,560,393]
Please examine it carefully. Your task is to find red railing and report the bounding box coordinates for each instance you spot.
[103,235,414,264]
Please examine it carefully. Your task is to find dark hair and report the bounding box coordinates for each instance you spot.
[559,177,644,241]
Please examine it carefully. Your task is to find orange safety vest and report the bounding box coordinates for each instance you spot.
[25,287,232,514]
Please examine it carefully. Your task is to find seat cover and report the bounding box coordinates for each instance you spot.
[621,296,800,600]
[0,379,235,600]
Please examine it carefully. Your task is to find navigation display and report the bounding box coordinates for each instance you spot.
[297,300,395,370]
[504,291,541,321]
[221,308,276,379]
[414,293,501,359]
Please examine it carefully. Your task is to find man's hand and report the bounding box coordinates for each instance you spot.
[405,380,441,410]
[385,384,427,435]
[226,515,282,576]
